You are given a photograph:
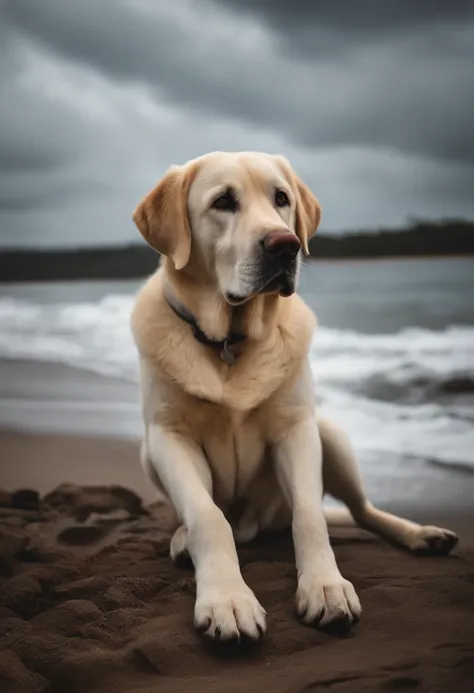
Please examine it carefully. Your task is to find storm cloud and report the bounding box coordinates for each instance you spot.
[1,0,473,247]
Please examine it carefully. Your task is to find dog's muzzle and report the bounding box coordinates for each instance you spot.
[225,231,301,304]
[257,229,300,297]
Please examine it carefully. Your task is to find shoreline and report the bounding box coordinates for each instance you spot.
[1,357,474,520]
[0,428,156,504]
[0,358,141,439]
[2,426,474,544]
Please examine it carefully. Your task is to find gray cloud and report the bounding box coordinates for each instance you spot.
[218,0,474,35]
[5,0,474,163]
[0,0,473,247]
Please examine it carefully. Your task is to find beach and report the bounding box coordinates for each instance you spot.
[1,357,474,693]
[1,259,474,691]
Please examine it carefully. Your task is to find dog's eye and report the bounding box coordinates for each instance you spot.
[275,190,290,208]
[211,189,238,213]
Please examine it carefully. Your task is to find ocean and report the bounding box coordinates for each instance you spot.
[1,257,473,478]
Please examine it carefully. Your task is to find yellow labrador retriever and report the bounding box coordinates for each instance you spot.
[131,151,458,642]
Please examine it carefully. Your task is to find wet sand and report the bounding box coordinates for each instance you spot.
[1,429,474,693]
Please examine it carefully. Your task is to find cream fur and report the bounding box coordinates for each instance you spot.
[131,151,458,643]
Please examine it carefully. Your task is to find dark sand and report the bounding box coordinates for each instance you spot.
[1,431,474,692]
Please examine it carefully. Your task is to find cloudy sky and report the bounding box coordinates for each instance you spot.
[1,0,473,248]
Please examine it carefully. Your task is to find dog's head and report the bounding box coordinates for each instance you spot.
[133,152,321,304]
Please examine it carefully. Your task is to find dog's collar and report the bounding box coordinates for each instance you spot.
[164,285,247,365]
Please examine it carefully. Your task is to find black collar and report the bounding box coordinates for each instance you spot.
[164,285,247,365]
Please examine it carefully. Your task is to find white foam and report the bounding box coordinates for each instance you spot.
[312,325,474,385]
[1,294,473,470]
[0,295,138,381]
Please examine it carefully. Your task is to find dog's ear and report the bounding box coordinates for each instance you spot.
[274,155,321,255]
[293,174,321,255]
[132,162,198,270]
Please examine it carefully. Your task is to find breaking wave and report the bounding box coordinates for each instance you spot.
[1,294,473,470]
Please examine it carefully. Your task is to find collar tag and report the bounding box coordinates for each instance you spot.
[164,283,245,364]
[221,340,237,365]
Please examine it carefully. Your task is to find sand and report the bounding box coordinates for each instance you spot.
[1,431,474,693]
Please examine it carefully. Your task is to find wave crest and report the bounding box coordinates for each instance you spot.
[1,294,473,470]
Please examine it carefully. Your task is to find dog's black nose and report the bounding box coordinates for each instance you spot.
[262,230,301,262]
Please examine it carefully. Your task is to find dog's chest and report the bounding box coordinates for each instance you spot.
[196,403,267,508]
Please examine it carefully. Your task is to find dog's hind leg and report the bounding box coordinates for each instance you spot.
[170,525,193,567]
[319,416,458,555]
[171,512,260,568]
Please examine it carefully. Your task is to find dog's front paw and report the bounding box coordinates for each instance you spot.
[296,572,361,630]
[195,580,266,642]
[409,525,459,556]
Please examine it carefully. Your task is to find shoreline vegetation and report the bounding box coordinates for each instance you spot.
[1,219,472,283]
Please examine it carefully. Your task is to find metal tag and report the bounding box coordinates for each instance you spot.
[221,340,236,365]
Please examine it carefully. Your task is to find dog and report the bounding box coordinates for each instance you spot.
[131,151,458,642]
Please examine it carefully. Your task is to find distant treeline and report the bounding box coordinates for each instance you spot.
[308,219,474,259]
[0,219,472,283]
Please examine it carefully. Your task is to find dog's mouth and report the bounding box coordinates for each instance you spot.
[260,271,295,298]
[225,292,248,306]
[225,271,296,306]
